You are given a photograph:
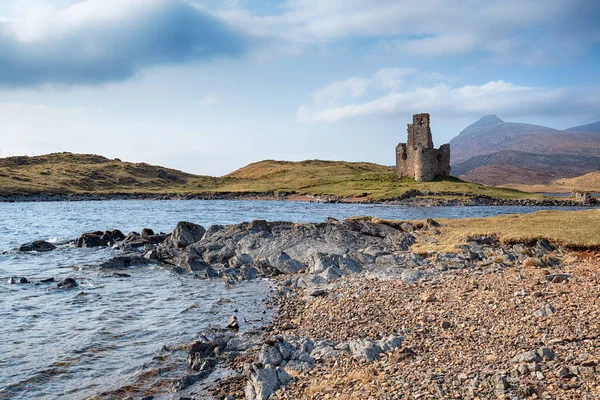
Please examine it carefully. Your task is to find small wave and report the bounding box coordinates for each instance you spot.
[47,237,58,243]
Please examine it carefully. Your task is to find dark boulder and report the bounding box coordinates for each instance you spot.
[76,230,125,248]
[57,277,79,289]
[171,221,206,248]
[19,240,56,252]
[8,277,31,284]
[98,253,148,270]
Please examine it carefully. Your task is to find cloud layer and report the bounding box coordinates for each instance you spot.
[299,71,600,122]
[0,0,246,86]
[222,0,600,63]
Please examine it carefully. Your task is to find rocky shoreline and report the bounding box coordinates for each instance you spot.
[0,190,597,207]
[9,217,600,399]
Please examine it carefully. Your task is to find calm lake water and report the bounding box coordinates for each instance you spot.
[0,200,591,399]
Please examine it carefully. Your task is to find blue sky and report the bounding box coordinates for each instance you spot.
[0,0,599,175]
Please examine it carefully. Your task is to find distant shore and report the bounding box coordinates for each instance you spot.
[0,191,597,207]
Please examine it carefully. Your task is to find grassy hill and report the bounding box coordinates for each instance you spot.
[0,152,539,200]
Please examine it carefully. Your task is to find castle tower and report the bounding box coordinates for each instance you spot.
[395,113,451,182]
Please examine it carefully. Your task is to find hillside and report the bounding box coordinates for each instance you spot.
[0,153,218,195]
[450,116,600,185]
[500,171,600,194]
[452,150,600,186]
[0,153,535,201]
[567,120,600,133]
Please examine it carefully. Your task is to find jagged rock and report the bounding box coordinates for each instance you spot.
[245,367,280,400]
[284,360,314,373]
[545,273,572,283]
[536,347,555,361]
[511,350,542,364]
[98,253,148,269]
[141,228,155,237]
[8,277,31,284]
[532,303,555,317]
[57,277,78,289]
[401,269,435,283]
[349,339,382,362]
[400,222,415,232]
[308,288,328,297]
[257,344,283,367]
[227,316,239,330]
[76,230,125,248]
[19,240,56,252]
[229,253,254,268]
[267,253,306,274]
[378,336,404,352]
[310,341,338,361]
[171,221,206,248]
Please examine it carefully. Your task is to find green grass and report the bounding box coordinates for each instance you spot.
[0,153,540,200]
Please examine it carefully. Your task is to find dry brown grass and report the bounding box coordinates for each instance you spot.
[404,209,600,253]
[501,171,600,194]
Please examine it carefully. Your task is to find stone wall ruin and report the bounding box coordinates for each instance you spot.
[396,113,451,182]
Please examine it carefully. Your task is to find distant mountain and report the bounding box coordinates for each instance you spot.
[450,116,600,186]
[453,150,600,186]
[567,120,600,133]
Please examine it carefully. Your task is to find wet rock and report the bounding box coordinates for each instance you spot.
[57,277,79,289]
[19,240,56,252]
[227,316,239,330]
[98,253,148,270]
[532,303,555,317]
[171,221,206,248]
[111,272,131,278]
[76,230,125,248]
[190,356,216,372]
[40,277,55,283]
[141,228,155,237]
[8,277,31,284]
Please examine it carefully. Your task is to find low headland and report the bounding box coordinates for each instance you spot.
[1,152,596,206]
[9,209,600,399]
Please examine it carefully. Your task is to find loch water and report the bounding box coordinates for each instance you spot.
[0,200,591,399]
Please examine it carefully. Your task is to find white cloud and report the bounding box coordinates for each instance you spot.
[299,71,600,122]
[312,67,415,106]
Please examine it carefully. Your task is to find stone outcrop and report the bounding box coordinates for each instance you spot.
[396,113,451,181]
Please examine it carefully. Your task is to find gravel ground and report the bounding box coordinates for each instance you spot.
[266,252,600,399]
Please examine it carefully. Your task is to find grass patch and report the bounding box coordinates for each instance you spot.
[404,209,600,253]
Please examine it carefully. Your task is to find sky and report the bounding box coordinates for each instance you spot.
[0,0,599,175]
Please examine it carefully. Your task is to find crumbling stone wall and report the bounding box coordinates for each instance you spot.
[396,113,451,182]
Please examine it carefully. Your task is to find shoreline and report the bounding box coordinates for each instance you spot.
[0,191,597,207]
[8,211,600,399]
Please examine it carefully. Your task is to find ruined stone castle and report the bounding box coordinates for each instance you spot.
[396,113,451,182]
